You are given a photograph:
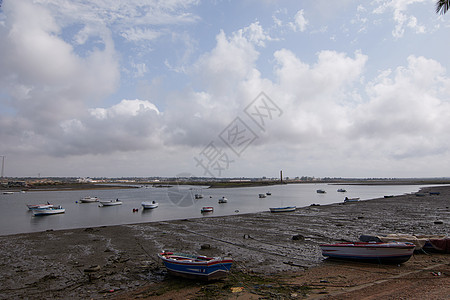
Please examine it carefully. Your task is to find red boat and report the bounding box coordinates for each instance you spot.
[201,207,213,213]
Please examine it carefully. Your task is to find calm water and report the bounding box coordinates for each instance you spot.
[0,183,438,236]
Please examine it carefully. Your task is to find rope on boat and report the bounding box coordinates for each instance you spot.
[172,225,311,268]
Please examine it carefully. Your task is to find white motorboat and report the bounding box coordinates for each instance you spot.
[320,241,415,263]
[32,206,65,216]
[99,199,122,206]
[141,201,158,209]
[269,206,296,213]
[218,196,228,203]
[258,193,266,198]
[80,196,99,203]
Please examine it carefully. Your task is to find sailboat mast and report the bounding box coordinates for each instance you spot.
[0,156,4,178]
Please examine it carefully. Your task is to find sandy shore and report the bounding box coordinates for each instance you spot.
[0,185,449,299]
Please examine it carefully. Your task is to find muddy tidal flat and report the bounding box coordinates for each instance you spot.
[0,185,449,299]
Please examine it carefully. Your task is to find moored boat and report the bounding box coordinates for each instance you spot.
[194,194,204,199]
[3,191,14,195]
[26,203,53,210]
[269,206,296,213]
[80,196,99,203]
[158,251,233,280]
[320,241,415,263]
[316,189,326,194]
[337,188,347,192]
[99,199,123,206]
[258,193,266,198]
[201,206,213,213]
[32,206,65,216]
[344,197,360,202]
[218,196,228,203]
[141,201,158,209]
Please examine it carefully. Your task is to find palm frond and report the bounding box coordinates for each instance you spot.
[436,0,450,15]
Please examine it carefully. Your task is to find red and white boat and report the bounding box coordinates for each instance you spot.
[320,241,415,264]
[201,206,213,213]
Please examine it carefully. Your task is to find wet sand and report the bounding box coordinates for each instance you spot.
[0,185,449,299]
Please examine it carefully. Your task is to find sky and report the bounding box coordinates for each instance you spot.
[1,0,450,179]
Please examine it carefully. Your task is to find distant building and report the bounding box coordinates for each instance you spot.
[77,177,94,183]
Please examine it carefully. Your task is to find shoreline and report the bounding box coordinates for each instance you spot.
[0,185,449,299]
[3,179,450,192]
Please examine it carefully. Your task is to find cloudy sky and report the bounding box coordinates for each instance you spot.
[1,0,450,179]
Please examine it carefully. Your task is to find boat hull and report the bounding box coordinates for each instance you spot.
[141,202,158,209]
[158,252,233,280]
[100,201,122,206]
[201,207,214,213]
[344,197,360,202]
[269,206,296,213]
[32,208,65,216]
[80,197,99,203]
[320,242,415,264]
[27,204,53,210]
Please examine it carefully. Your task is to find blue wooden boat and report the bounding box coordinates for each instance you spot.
[158,251,233,280]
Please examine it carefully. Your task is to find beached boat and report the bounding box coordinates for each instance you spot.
[26,203,53,210]
[201,206,213,213]
[158,251,233,280]
[316,189,326,194]
[344,197,360,202]
[32,206,65,216]
[258,193,266,198]
[269,206,296,213]
[141,201,158,209]
[359,234,450,253]
[99,199,122,206]
[320,241,415,263]
[80,196,99,203]
[218,196,228,203]
[337,189,347,192]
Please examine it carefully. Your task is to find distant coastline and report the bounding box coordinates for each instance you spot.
[3,178,450,192]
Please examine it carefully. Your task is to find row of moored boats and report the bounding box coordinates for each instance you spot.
[26,196,160,216]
